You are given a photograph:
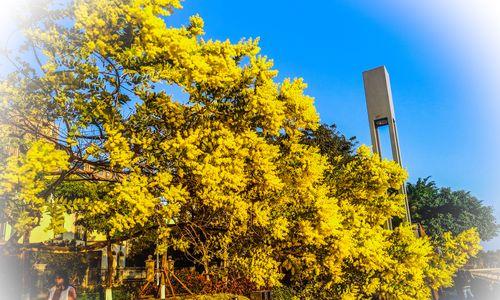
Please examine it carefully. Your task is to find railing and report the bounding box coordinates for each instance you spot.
[96,267,147,283]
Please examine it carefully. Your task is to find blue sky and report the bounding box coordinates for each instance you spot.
[166,0,500,249]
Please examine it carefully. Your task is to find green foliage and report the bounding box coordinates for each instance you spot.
[271,286,296,300]
[32,251,101,289]
[469,249,500,268]
[407,177,498,240]
[300,123,356,167]
[46,197,66,236]
[53,180,115,234]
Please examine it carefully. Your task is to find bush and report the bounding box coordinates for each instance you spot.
[169,294,249,300]
[271,286,296,300]
[172,268,256,296]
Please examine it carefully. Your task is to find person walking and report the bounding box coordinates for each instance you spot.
[47,271,77,300]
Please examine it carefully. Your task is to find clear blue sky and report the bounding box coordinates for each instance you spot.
[167,0,500,249]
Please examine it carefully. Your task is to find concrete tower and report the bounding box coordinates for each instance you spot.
[362,66,411,227]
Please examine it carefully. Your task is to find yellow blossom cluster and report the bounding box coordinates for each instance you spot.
[0,140,69,234]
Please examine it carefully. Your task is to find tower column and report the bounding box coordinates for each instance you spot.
[362,66,412,226]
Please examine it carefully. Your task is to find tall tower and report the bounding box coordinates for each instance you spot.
[362,66,411,227]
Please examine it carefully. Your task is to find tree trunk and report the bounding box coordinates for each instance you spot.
[105,237,114,300]
[21,231,31,300]
[161,252,169,299]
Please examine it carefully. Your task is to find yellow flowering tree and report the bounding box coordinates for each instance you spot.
[0,0,480,298]
[302,128,481,299]
[0,140,69,243]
